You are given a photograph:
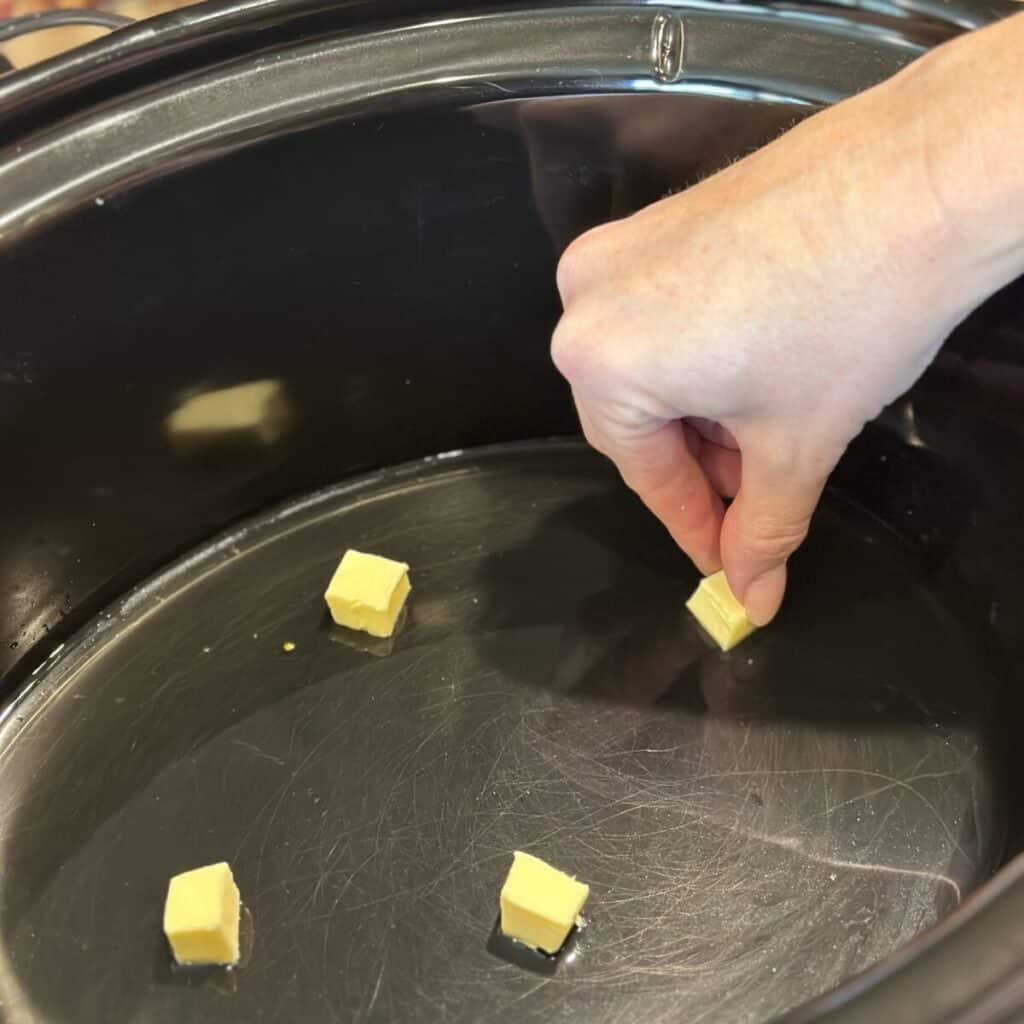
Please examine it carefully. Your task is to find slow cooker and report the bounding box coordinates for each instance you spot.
[2,2,1024,1021]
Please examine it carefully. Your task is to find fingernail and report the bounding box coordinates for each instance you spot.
[743,564,787,627]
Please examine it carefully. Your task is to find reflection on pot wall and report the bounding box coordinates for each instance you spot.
[477,94,811,251]
[166,378,293,453]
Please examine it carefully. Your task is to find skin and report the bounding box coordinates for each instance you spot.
[551,12,1024,625]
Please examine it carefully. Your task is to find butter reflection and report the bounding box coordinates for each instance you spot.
[325,606,408,658]
[486,914,582,976]
[159,905,254,995]
[166,379,292,453]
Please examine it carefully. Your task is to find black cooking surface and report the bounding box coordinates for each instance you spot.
[0,442,1003,1023]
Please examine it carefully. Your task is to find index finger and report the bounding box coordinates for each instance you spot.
[574,395,724,574]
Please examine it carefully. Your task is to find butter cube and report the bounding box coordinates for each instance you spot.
[686,570,757,651]
[324,549,411,638]
[163,862,240,966]
[499,851,589,954]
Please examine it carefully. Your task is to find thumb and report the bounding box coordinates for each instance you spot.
[720,435,830,626]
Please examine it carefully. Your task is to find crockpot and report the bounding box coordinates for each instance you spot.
[2,2,1024,1021]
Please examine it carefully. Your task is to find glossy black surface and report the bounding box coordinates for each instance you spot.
[0,0,982,147]
[0,91,814,686]
[0,443,1007,1022]
[0,4,931,243]
[3,3,1024,1020]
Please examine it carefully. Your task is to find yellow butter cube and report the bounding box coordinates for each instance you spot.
[324,549,411,638]
[686,570,757,651]
[163,862,241,966]
[499,851,589,954]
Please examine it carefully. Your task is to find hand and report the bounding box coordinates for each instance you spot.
[551,15,1024,625]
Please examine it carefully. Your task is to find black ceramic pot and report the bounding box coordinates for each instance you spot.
[2,3,1023,1022]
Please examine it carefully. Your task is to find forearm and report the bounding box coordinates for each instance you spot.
[739,12,1024,367]
[884,13,1024,303]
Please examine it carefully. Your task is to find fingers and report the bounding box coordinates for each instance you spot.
[719,434,830,626]
[574,390,831,625]
[698,442,741,499]
[686,417,740,498]
[575,397,724,575]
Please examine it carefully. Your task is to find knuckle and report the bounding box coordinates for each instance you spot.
[579,419,606,455]
[556,222,613,302]
[737,515,810,563]
[550,315,587,381]
[555,244,581,303]
[551,310,619,387]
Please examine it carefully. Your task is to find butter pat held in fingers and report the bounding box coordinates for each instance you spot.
[686,570,758,651]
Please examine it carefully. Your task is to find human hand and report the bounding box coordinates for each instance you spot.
[551,15,1024,625]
